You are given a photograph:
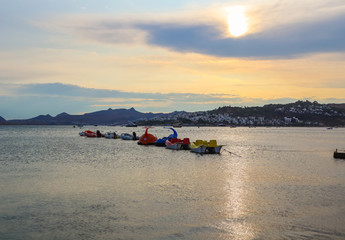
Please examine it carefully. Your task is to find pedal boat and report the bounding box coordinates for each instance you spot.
[137,128,158,145]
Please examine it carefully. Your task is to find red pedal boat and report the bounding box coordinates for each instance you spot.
[165,138,190,150]
[84,130,97,138]
[137,128,158,145]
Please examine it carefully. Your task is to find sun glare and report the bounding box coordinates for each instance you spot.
[227,6,248,37]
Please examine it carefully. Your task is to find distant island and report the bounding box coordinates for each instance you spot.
[1,101,345,127]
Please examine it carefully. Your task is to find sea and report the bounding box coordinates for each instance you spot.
[1,125,345,240]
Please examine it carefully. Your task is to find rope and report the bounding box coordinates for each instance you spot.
[223,148,242,157]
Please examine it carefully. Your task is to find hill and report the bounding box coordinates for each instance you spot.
[7,108,163,125]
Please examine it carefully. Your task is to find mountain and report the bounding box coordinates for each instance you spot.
[7,108,163,125]
[80,107,158,124]
[0,116,6,122]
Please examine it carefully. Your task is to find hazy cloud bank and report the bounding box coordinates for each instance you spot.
[0,83,310,119]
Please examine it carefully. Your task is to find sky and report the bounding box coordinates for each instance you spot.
[1,0,345,119]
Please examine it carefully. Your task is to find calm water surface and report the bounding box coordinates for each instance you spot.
[1,126,345,240]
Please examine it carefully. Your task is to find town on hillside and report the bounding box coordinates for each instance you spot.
[134,101,345,127]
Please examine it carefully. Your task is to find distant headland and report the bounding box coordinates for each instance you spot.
[1,101,345,127]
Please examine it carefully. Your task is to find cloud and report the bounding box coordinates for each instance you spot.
[0,82,297,119]
[0,83,240,119]
[142,14,345,58]
[44,1,345,59]
[15,82,241,103]
[2,82,344,119]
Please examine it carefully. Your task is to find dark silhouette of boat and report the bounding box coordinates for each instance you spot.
[334,149,345,159]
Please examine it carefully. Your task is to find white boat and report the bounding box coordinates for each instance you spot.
[166,143,181,150]
[190,140,207,154]
[120,132,138,140]
[125,121,137,127]
[165,137,190,150]
[104,132,118,139]
[165,139,182,150]
[190,145,207,154]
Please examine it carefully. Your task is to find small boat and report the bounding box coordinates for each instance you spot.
[334,149,345,159]
[190,140,207,154]
[79,131,85,136]
[172,123,182,128]
[125,122,137,127]
[137,128,158,145]
[84,130,97,138]
[205,140,223,154]
[165,138,182,150]
[190,140,223,154]
[120,132,139,140]
[165,138,190,150]
[84,130,103,138]
[181,138,191,150]
[104,132,118,139]
[155,128,177,146]
[95,130,104,138]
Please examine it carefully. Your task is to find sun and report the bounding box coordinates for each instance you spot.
[227,6,248,37]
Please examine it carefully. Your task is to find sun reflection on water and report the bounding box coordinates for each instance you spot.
[220,157,255,240]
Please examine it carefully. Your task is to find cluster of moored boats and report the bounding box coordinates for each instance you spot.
[79,127,224,154]
[80,130,139,140]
